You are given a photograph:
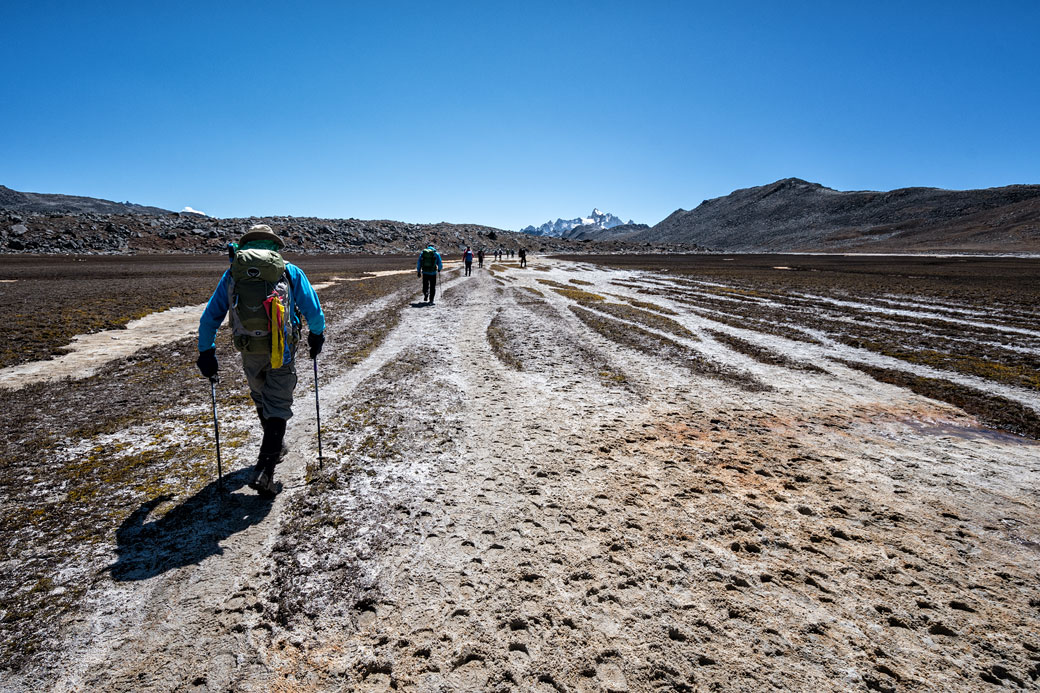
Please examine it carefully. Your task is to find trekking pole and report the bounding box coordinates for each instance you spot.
[209,375,224,493]
[313,357,324,470]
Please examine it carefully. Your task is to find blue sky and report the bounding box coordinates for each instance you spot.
[2,1,1038,229]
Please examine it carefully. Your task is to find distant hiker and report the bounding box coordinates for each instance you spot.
[519,247,527,268]
[195,224,326,498]
[417,244,443,304]
[477,248,484,268]
[463,246,474,276]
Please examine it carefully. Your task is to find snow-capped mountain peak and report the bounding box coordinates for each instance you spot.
[520,209,635,237]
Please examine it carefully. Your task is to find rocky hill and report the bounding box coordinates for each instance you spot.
[0,209,691,256]
[0,185,171,216]
[638,178,1040,252]
[0,186,696,255]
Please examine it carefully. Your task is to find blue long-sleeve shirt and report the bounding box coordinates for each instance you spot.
[198,262,325,361]
[417,249,443,276]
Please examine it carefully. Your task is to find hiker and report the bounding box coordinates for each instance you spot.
[417,244,443,304]
[195,224,326,498]
[519,247,527,268]
[477,248,484,268]
[463,246,474,276]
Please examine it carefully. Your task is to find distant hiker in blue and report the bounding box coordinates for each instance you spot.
[417,244,443,304]
[463,246,474,276]
[195,224,326,498]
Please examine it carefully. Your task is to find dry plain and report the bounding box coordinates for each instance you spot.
[0,253,1037,692]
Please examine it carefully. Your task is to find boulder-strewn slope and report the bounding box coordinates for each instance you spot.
[0,185,171,216]
[0,209,692,256]
[0,185,701,255]
[638,178,1040,252]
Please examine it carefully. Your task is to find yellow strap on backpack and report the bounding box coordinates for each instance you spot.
[265,295,286,369]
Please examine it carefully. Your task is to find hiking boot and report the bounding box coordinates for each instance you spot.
[248,460,268,490]
[249,446,281,492]
[253,470,279,499]
[248,444,287,484]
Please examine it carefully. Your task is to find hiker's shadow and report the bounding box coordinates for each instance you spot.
[108,467,274,581]
[410,302,433,308]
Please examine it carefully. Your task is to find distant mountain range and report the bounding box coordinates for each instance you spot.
[0,185,172,216]
[1,187,685,256]
[520,209,636,237]
[4,180,1039,254]
[627,178,1040,252]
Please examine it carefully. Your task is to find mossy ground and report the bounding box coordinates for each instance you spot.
[571,254,1040,438]
[568,305,769,392]
[486,311,523,371]
[707,329,827,373]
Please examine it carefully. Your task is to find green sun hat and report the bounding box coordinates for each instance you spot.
[238,224,285,250]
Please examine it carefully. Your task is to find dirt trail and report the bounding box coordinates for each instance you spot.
[0,304,207,389]
[9,259,1039,692]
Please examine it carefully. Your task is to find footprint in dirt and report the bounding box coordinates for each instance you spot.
[108,467,276,581]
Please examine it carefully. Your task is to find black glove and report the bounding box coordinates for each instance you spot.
[196,348,218,379]
[308,331,325,358]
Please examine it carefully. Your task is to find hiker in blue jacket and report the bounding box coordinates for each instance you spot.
[417,244,443,305]
[195,224,326,497]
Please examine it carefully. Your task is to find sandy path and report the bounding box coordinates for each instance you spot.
[27,259,1040,692]
[0,304,207,389]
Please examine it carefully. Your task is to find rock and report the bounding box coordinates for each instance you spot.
[11,224,27,236]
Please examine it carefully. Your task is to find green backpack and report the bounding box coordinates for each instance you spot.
[420,247,437,272]
[227,248,296,353]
